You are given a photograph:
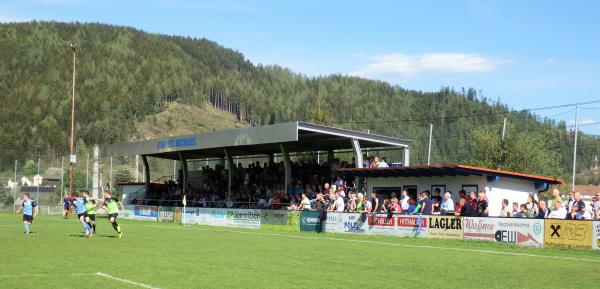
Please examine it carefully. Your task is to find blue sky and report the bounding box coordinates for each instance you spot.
[1,0,599,133]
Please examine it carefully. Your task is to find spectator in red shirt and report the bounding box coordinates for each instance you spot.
[468,191,478,210]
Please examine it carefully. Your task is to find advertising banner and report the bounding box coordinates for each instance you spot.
[300,211,321,232]
[593,221,600,250]
[464,217,544,247]
[397,215,428,238]
[340,213,368,234]
[544,219,593,249]
[133,206,158,221]
[427,215,463,239]
[324,212,342,233]
[261,210,300,231]
[158,207,175,222]
[223,209,261,229]
[183,207,210,225]
[367,214,396,235]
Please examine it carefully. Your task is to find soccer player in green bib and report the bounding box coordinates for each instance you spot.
[82,191,97,233]
[101,190,124,238]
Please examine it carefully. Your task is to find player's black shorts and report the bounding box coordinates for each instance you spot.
[23,214,33,223]
[108,213,118,220]
[85,214,96,221]
[77,213,86,219]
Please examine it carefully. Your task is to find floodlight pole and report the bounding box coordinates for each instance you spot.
[572,105,579,190]
[13,160,17,212]
[427,123,433,165]
[69,42,77,196]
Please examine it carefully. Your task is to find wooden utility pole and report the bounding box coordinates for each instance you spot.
[69,42,77,196]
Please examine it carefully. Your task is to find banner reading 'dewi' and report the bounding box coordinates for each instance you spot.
[463,217,544,247]
[544,219,593,249]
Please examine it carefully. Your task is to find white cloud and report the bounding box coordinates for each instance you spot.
[568,118,596,126]
[350,52,509,80]
[546,58,556,64]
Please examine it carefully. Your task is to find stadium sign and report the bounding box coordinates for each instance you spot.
[340,213,368,234]
[464,217,544,247]
[133,206,158,221]
[156,136,198,151]
[544,219,593,249]
[367,214,396,235]
[299,211,321,232]
[428,216,463,239]
[324,212,342,233]
[396,216,428,238]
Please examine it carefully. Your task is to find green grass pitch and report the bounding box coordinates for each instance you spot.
[1,212,599,289]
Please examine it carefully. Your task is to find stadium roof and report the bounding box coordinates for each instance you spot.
[335,164,563,184]
[100,121,411,160]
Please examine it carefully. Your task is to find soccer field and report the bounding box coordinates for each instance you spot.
[1,213,599,289]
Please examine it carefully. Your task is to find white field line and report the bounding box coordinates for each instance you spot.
[95,272,162,289]
[0,272,160,289]
[146,224,600,264]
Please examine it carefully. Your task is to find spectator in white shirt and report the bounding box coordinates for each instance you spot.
[440,191,455,215]
[548,201,567,219]
[334,192,345,212]
[401,190,409,211]
[378,157,389,168]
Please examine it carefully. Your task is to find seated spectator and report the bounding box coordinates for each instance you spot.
[379,157,389,167]
[537,200,549,218]
[513,204,529,218]
[440,191,454,215]
[548,201,567,219]
[380,199,389,214]
[499,199,511,217]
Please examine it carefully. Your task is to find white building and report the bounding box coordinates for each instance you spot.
[336,164,563,216]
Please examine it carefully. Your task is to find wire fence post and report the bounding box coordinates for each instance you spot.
[86,153,89,190]
[109,156,113,190]
[61,156,64,201]
[36,157,40,204]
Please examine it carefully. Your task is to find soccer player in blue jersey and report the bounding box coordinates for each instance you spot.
[72,192,93,238]
[16,193,38,234]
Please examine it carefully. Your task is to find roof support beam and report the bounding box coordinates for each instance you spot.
[224,148,234,201]
[280,144,292,195]
[141,155,150,187]
[351,138,363,168]
[178,152,188,195]
[403,147,410,167]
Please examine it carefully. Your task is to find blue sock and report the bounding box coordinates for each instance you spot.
[81,220,90,233]
[24,223,30,233]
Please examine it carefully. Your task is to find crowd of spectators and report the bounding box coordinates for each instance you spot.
[133,155,600,221]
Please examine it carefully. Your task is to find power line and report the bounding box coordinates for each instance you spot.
[326,99,600,125]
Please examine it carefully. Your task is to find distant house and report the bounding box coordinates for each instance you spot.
[574,185,600,201]
[336,164,563,217]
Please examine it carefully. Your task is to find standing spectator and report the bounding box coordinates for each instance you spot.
[572,192,585,214]
[379,157,389,167]
[406,198,416,214]
[420,191,433,215]
[476,191,489,217]
[455,198,475,217]
[499,199,511,217]
[440,191,454,215]
[537,200,549,218]
[370,192,380,214]
[526,195,538,218]
[313,193,326,211]
[551,188,563,208]
[511,202,519,217]
[432,189,442,203]
[566,191,575,215]
[401,190,409,212]
[389,198,402,214]
[362,155,370,168]
[359,194,372,214]
[548,201,566,219]
[468,191,478,211]
[298,194,312,211]
[455,191,467,215]
[334,192,345,212]
[346,192,357,212]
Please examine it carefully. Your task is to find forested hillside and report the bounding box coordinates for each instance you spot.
[0,21,598,183]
